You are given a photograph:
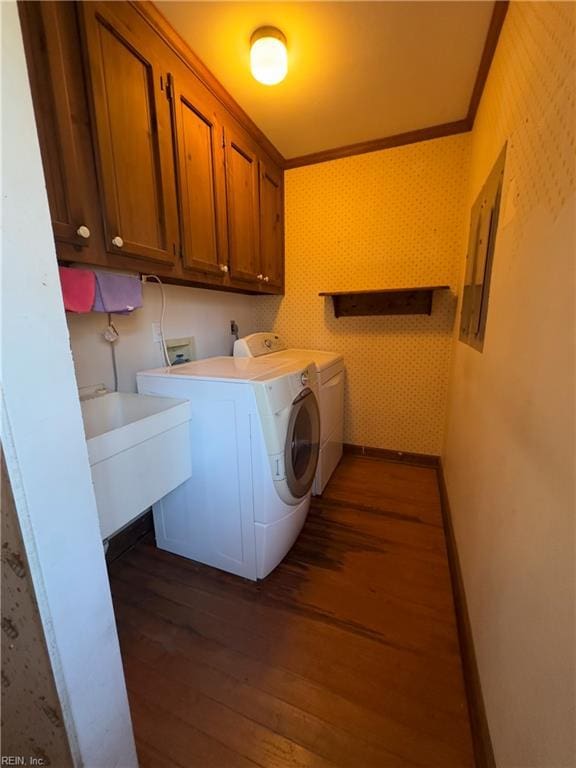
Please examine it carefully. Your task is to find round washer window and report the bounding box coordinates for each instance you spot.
[284,389,320,499]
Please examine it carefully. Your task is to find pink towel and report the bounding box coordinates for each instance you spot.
[58,266,96,313]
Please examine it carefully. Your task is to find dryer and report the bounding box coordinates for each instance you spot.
[234,333,344,494]
[137,356,319,580]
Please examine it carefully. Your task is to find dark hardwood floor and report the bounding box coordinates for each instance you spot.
[108,454,475,768]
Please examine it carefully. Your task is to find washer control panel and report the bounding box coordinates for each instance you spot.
[234,332,287,358]
[255,364,317,419]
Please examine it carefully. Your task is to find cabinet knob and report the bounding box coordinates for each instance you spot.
[76,225,90,239]
[219,264,229,273]
[263,276,270,283]
[112,236,124,248]
[257,274,263,281]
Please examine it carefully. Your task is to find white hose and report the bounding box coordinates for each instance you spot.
[142,275,171,367]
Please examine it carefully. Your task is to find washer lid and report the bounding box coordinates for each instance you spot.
[282,349,344,372]
[254,348,344,373]
[138,355,312,384]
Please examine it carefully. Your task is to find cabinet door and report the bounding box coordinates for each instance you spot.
[19,2,97,251]
[170,72,228,278]
[80,3,179,265]
[223,126,260,285]
[259,160,284,292]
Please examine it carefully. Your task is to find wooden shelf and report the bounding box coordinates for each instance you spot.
[319,286,450,318]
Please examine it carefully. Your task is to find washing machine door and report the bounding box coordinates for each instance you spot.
[284,388,320,499]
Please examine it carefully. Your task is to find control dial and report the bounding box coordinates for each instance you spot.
[300,371,309,386]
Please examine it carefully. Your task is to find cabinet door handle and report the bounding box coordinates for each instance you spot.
[112,236,124,248]
[219,264,229,273]
[76,225,91,239]
[263,276,270,283]
[257,274,263,281]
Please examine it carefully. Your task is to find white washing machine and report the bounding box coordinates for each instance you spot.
[136,356,320,580]
[234,333,344,494]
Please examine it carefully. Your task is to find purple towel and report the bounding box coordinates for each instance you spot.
[93,271,142,314]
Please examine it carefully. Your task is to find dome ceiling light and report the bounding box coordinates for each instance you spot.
[250,26,287,86]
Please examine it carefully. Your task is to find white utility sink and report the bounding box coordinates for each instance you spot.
[80,392,191,540]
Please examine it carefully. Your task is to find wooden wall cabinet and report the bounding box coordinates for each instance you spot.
[20,0,285,295]
[259,160,284,291]
[79,2,179,266]
[18,1,105,261]
[223,126,261,287]
[223,126,285,292]
[170,68,228,281]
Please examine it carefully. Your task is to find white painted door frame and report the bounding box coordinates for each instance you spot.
[1,4,137,765]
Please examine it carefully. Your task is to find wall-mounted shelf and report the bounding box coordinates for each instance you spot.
[319,286,450,318]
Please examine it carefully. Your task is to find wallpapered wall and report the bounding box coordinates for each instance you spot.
[443,2,575,765]
[255,134,471,454]
[1,454,73,767]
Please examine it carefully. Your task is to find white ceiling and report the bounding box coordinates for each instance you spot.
[157,1,495,159]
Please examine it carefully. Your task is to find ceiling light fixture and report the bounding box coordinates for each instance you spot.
[250,27,287,86]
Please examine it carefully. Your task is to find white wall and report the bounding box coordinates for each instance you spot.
[443,3,576,766]
[1,4,137,766]
[66,282,257,393]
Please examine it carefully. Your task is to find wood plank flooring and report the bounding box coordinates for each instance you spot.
[108,454,475,768]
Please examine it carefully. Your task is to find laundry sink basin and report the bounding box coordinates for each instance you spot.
[80,392,191,540]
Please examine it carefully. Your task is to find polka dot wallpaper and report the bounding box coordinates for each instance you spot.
[442,4,575,764]
[255,134,471,454]
[469,1,575,220]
